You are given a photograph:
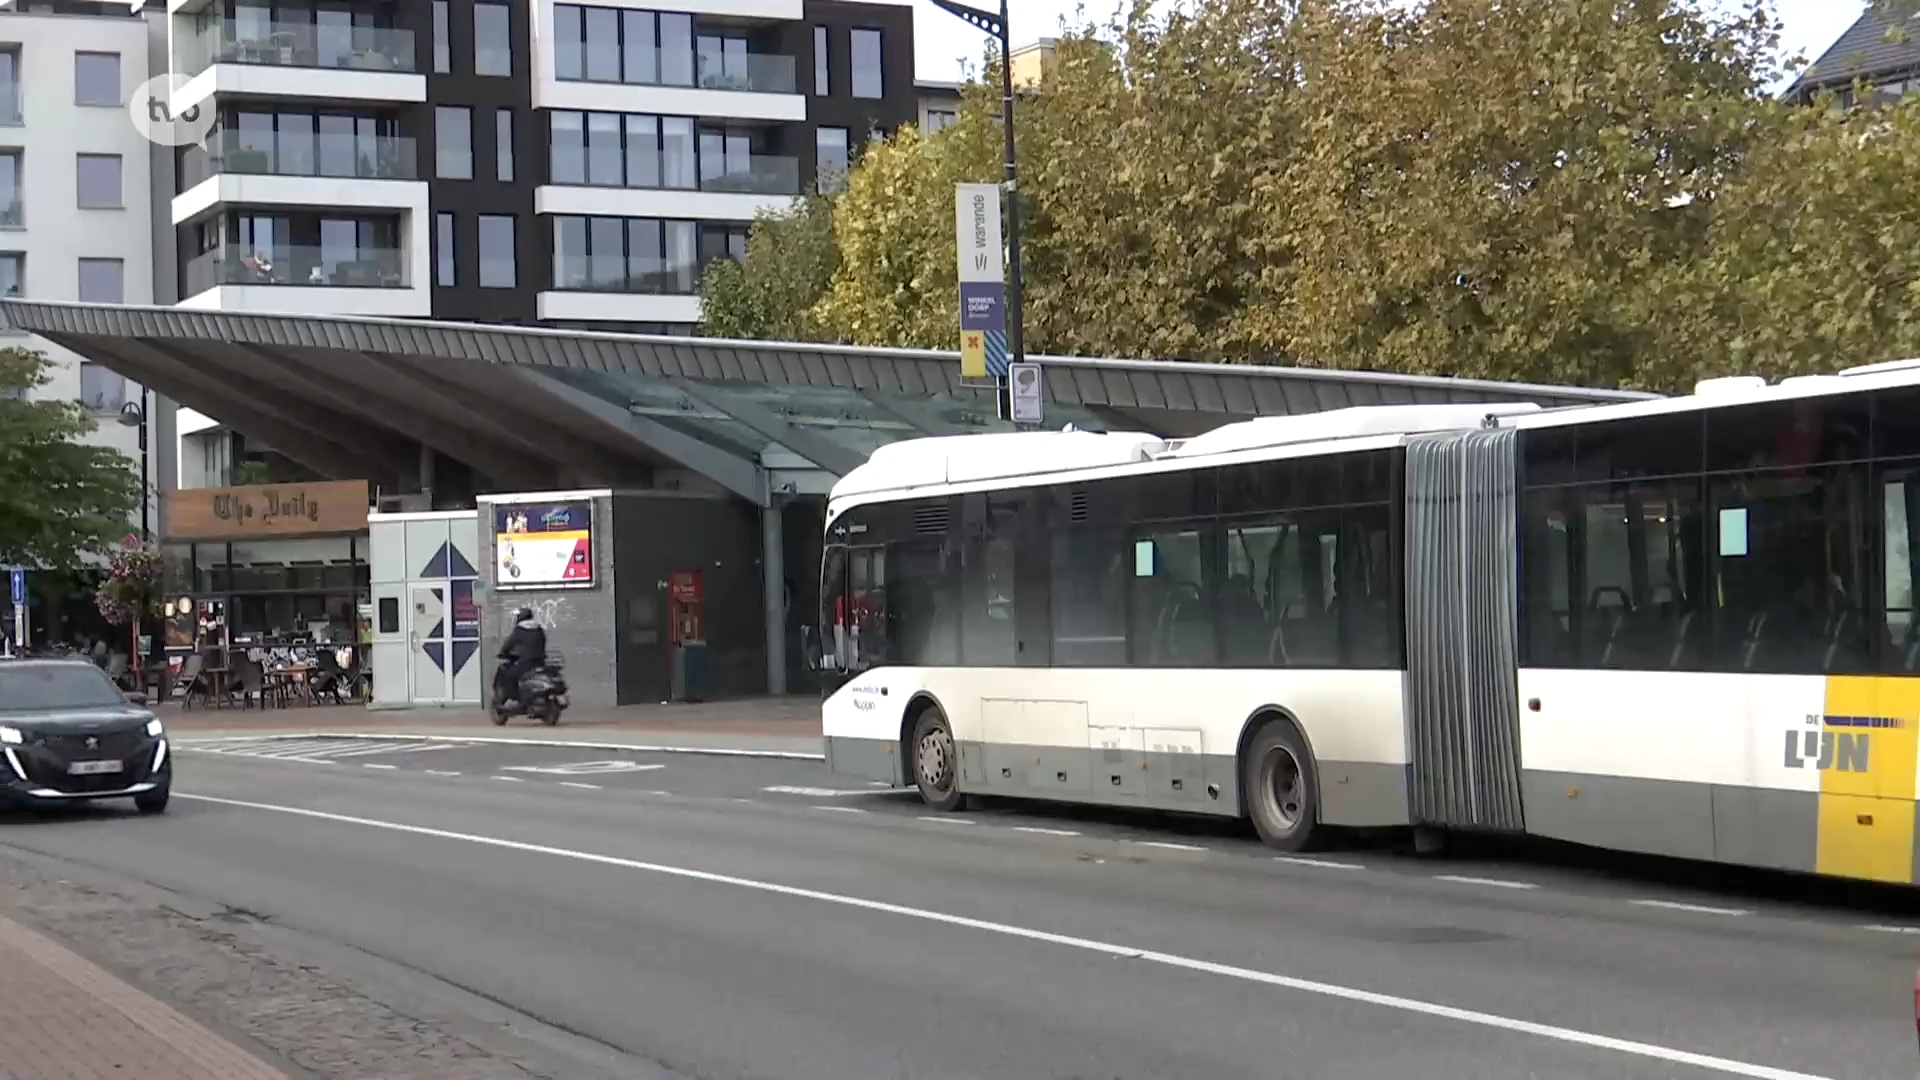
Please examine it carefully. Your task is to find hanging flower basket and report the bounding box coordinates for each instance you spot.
[94,535,162,627]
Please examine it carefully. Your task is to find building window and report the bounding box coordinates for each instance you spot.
[554,5,769,90]
[0,150,19,226]
[0,252,20,297]
[436,106,472,180]
[851,29,883,99]
[495,109,514,182]
[474,1,512,77]
[435,212,455,287]
[816,127,849,194]
[432,0,450,74]
[548,111,699,191]
[74,51,119,108]
[813,26,829,95]
[76,154,122,209]
[0,48,21,125]
[78,362,124,413]
[77,257,123,303]
[926,109,957,133]
[478,215,515,288]
[551,215,697,293]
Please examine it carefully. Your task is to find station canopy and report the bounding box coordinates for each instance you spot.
[0,299,1654,505]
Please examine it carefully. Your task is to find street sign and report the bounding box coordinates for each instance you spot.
[1008,362,1043,424]
[8,568,22,606]
[955,182,1008,380]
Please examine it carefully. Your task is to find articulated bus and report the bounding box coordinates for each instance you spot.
[817,360,1920,885]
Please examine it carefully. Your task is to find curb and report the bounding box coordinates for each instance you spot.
[174,731,826,761]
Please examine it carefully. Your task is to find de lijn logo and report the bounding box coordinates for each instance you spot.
[127,73,216,149]
[1783,714,1902,774]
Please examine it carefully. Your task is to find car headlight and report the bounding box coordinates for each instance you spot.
[0,727,21,746]
[145,718,164,738]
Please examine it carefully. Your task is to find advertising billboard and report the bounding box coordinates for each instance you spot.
[494,500,594,589]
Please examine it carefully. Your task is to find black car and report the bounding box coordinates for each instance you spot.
[0,659,170,813]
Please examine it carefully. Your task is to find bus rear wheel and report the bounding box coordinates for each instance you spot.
[1244,722,1319,852]
[910,707,965,813]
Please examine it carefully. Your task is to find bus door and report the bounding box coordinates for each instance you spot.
[818,544,888,693]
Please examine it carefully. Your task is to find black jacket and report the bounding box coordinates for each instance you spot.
[499,619,547,666]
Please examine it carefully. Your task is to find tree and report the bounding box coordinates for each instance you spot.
[699,194,841,341]
[0,347,142,570]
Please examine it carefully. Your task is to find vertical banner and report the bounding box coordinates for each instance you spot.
[955,182,1008,379]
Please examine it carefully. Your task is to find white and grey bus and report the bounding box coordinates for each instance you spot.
[819,361,1920,886]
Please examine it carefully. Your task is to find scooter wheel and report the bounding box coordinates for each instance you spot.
[538,707,560,727]
[490,708,509,726]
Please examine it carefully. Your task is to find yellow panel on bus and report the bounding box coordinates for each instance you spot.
[1813,676,1920,884]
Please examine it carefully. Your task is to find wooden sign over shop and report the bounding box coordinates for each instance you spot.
[164,480,370,540]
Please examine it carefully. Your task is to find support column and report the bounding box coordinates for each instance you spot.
[762,494,786,695]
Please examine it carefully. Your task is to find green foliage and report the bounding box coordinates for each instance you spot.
[699,194,841,341]
[95,539,162,626]
[713,0,1919,391]
[0,347,142,571]
[233,460,274,486]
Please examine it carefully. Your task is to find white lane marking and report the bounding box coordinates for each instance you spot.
[1274,856,1365,870]
[812,806,868,814]
[917,816,974,825]
[1862,924,1920,934]
[361,764,398,770]
[1131,841,1207,852]
[558,782,602,790]
[1629,900,1749,917]
[1434,875,1538,890]
[491,775,524,783]
[181,732,820,761]
[425,770,462,777]
[315,743,428,759]
[501,761,666,776]
[761,785,903,797]
[645,790,674,797]
[1011,827,1081,837]
[173,794,1835,1080]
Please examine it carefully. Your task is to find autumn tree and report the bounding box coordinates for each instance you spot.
[0,347,142,570]
[700,193,840,340]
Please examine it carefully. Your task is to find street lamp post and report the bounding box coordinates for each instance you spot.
[928,0,1025,414]
[117,392,150,690]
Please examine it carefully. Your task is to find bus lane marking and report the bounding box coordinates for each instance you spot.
[177,794,1835,1080]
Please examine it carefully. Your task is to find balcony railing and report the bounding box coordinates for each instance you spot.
[695,51,796,94]
[184,244,408,295]
[701,155,799,196]
[181,21,416,78]
[565,49,795,95]
[551,257,698,295]
[180,132,418,188]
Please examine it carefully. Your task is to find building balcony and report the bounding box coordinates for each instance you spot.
[540,50,803,122]
[179,242,427,317]
[174,21,424,109]
[537,155,799,222]
[181,132,418,188]
[538,256,703,324]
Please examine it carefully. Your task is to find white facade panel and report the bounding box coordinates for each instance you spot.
[176,282,430,318]
[174,64,425,111]
[537,291,702,324]
[534,79,805,122]
[0,10,157,533]
[534,184,792,223]
[173,174,428,225]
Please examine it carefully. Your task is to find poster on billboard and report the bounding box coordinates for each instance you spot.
[494,500,594,589]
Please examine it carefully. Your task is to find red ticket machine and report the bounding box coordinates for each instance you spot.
[667,570,706,701]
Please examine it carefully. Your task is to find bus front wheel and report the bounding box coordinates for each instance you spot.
[1244,722,1319,852]
[909,707,966,813]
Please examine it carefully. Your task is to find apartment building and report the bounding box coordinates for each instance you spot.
[0,0,159,531]
[155,0,923,337]
[1789,6,1919,107]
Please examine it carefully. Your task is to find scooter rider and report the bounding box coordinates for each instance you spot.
[494,608,547,706]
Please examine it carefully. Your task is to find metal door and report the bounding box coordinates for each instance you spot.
[407,584,451,702]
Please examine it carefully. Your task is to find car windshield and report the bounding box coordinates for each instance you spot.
[0,665,126,712]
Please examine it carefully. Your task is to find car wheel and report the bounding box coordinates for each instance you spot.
[909,706,966,813]
[134,786,170,815]
[1243,721,1319,852]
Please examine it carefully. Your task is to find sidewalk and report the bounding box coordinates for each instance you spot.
[0,914,287,1080]
[163,695,826,757]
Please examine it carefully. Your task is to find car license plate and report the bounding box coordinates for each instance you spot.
[67,760,123,776]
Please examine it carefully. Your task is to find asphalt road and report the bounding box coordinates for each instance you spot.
[1,737,1914,1080]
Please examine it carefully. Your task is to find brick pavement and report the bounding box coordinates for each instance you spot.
[0,914,286,1080]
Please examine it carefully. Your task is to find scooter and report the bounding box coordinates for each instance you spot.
[490,653,569,726]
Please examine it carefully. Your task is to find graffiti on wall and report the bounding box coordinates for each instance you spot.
[500,596,575,629]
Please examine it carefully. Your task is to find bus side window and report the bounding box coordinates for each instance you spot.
[820,545,847,671]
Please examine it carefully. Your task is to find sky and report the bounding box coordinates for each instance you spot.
[905,0,1871,85]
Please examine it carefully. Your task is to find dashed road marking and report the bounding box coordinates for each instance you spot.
[1629,900,1749,917]
[917,816,974,825]
[1435,875,1538,890]
[1862,924,1920,934]
[361,763,398,770]
[812,806,868,814]
[762,785,902,797]
[491,775,524,783]
[425,770,462,777]
[1132,840,1207,852]
[1012,826,1081,837]
[1274,856,1365,870]
[558,782,602,790]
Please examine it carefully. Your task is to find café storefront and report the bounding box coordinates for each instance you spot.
[159,481,372,657]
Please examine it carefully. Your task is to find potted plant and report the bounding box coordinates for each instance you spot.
[94,536,162,689]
